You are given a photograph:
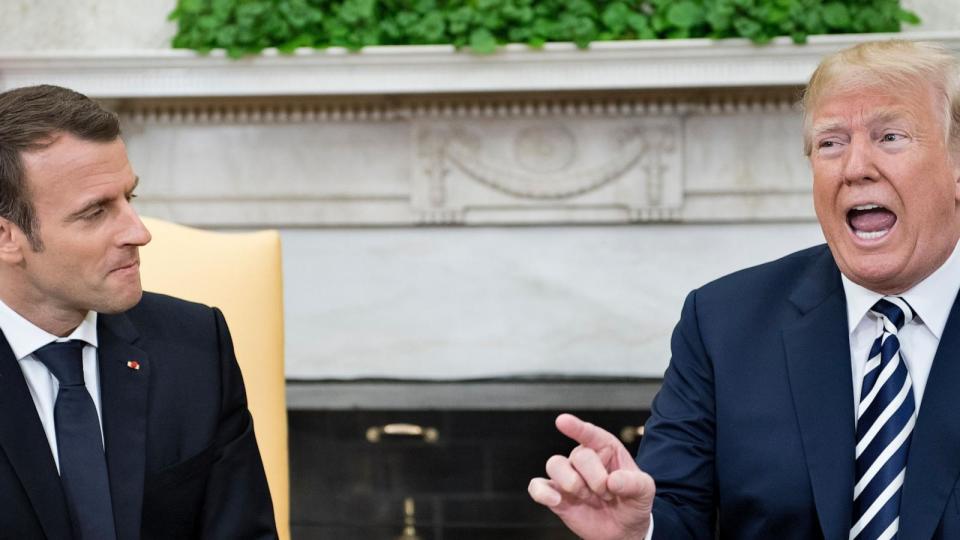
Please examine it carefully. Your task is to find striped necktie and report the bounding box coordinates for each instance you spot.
[850,297,915,540]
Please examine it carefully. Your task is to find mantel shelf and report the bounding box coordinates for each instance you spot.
[2,31,958,98]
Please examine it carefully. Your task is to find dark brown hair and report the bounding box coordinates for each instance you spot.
[0,85,120,250]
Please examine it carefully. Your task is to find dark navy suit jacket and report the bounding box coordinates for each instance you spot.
[0,292,277,539]
[637,244,960,539]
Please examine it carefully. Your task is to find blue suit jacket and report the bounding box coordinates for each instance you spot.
[0,292,277,539]
[637,245,960,539]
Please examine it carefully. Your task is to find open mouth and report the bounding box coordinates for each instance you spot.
[847,203,897,240]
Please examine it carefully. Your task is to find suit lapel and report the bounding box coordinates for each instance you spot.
[899,296,960,539]
[98,313,150,540]
[782,248,855,540]
[0,331,74,539]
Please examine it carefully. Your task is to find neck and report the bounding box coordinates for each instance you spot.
[0,288,85,337]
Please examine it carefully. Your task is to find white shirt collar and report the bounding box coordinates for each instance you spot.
[842,239,960,339]
[0,298,98,360]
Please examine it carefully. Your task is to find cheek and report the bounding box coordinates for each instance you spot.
[811,178,838,218]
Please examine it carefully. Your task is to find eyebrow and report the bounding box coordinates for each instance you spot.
[810,107,912,140]
[65,176,140,222]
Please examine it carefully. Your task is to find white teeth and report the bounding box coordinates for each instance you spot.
[852,204,883,211]
[855,229,889,239]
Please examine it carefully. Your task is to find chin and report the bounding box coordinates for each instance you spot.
[846,268,909,295]
[98,288,144,314]
[837,255,906,292]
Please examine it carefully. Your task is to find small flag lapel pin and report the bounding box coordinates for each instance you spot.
[127,360,141,370]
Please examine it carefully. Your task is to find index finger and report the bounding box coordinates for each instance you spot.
[555,413,622,450]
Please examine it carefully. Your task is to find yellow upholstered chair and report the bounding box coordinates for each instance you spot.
[137,217,289,540]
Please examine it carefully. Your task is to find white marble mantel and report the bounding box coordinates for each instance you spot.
[2,32,959,97]
[1,32,951,381]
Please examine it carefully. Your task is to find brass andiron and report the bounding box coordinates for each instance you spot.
[395,497,421,540]
[366,423,439,444]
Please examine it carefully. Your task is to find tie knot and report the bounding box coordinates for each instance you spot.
[870,297,914,331]
[33,340,86,387]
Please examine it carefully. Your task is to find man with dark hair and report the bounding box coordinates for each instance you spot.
[0,85,277,538]
[531,40,960,540]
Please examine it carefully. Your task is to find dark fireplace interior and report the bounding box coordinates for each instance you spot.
[290,409,651,539]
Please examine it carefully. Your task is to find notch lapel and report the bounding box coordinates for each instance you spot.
[0,331,73,539]
[899,296,960,539]
[782,248,855,540]
[98,313,150,540]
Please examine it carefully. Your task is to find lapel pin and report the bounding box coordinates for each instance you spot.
[127,360,141,370]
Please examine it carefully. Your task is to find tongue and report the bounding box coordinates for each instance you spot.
[849,208,896,232]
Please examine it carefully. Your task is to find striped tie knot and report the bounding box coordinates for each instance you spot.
[869,297,914,332]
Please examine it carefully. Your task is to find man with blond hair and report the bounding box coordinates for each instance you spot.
[530,40,960,539]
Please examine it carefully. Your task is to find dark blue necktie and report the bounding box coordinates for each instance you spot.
[34,340,117,540]
[850,298,915,540]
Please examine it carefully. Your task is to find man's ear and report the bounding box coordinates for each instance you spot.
[953,147,960,203]
[0,218,26,264]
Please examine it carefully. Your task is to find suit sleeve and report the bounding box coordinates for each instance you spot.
[635,289,717,539]
[199,307,278,539]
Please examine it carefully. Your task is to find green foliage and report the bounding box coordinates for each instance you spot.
[169,0,921,57]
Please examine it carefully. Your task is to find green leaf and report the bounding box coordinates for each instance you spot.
[413,0,437,11]
[626,12,654,39]
[802,10,826,34]
[412,11,447,42]
[227,46,248,58]
[211,0,233,20]
[650,12,668,33]
[822,3,851,29]
[236,1,269,19]
[705,10,732,33]
[571,17,597,47]
[898,8,921,25]
[215,25,238,47]
[733,17,763,39]
[278,33,314,53]
[667,1,704,29]
[447,6,474,34]
[198,15,220,30]
[601,2,630,34]
[469,27,498,53]
[178,0,207,15]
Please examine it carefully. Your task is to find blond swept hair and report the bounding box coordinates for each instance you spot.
[802,40,960,156]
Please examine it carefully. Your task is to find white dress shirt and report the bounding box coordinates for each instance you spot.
[843,238,960,410]
[0,298,103,472]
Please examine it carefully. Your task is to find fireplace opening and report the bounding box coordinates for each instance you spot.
[290,409,650,539]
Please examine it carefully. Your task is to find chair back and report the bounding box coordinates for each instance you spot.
[137,217,289,540]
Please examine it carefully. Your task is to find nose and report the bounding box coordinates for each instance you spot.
[119,201,152,247]
[841,135,879,184]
